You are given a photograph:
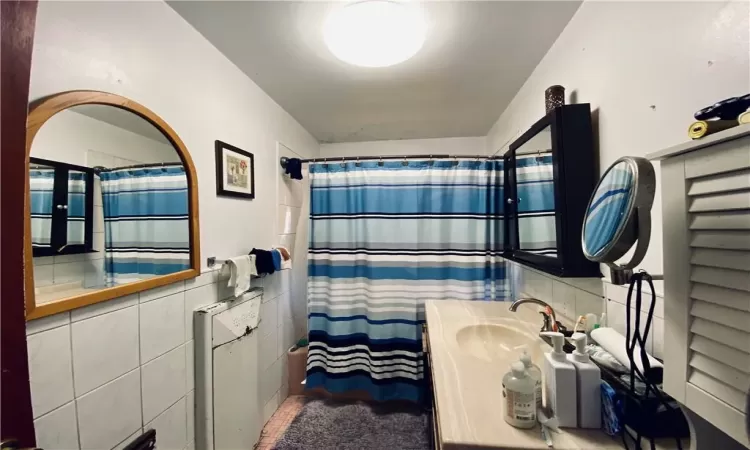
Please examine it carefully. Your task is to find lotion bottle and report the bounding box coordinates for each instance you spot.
[566,333,602,429]
[540,331,577,428]
[502,362,536,429]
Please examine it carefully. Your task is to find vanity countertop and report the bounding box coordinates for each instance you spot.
[425,300,622,450]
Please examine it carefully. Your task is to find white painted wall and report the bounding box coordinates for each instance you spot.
[320,136,487,158]
[27,2,318,449]
[31,110,179,168]
[487,1,750,285]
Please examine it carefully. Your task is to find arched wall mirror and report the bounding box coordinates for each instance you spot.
[24,90,200,320]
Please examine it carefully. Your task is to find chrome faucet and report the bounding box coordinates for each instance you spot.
[509,298,557,332]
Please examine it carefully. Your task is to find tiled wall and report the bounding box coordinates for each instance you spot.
[28,266,296,450]
[510,260,664,358]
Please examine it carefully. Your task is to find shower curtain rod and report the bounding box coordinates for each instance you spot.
[92,161,183,174]
[279,154,500,169]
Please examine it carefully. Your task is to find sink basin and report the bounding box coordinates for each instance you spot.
[455,323,542,363]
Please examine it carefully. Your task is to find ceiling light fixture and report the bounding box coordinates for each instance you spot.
[324,1,426,68]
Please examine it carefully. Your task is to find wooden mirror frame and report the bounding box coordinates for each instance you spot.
[24,90,201,320]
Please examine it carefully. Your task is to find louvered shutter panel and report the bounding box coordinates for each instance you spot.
[661,136,750,448]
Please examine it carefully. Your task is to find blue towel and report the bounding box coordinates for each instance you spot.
[285,158,303,180]
[271,249,282,271]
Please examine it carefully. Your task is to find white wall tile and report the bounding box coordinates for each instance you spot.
[34,256,55,266]
[185,440,195,450]
[112,428,143,450]
[71,293,138,322]
[261,358,283,406]
[34,401,79,450]
[139,281,185,304]
[262,274,282,302]
[278,234,296,253]
[140,291,185,363]
[260,331,278,372]
[83,258,105,288]
[551,280,576,321]
[605,299,654,354]
[54,254,86,264]
[72,306,139,396]
[27,325,74,418]
[186,390,195,446]
[186,340,194,392]
[27,311,70,335]
[259,296,278,338]
[605,281,664,319]
[277,205,301,235]
[145,397,187,450]
[77,368,142,450]
[184,270,217,290]
[277,290,292,322]
[262,392,279,426]
[184,283,218,341]
[34,264,55,288]
[575,290,605,319]
[277,317,296,360]
[141,344,186,423]
[54,261,85,284]
[279,270,291,295]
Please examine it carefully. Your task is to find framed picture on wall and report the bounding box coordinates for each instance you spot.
[215,140,255,199]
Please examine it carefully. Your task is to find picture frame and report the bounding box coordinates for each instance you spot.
[215,140,255,199]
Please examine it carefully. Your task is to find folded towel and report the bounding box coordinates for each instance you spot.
[226,255,254,297]
[285,158,303,180]
[250,248,275,275]
[271,249,282,271]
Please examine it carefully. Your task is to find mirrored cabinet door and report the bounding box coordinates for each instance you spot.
[503,103,600,278]
[29,158,94,257]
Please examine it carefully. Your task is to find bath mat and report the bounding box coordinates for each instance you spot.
[272,398,429,450]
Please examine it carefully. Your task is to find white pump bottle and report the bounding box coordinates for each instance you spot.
[540,331,577,428]
[566,332,601,429]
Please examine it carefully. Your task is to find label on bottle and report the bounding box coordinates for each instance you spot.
[505,389,536,422]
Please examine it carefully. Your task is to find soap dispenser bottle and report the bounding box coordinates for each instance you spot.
[540,331,577,428]
[502,362,537,429]
[566,332,601,429]
[519,350,543,411]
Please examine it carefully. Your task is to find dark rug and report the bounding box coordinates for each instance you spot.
[272,398,430,450]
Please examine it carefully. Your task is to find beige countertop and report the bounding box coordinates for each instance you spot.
[425,300,622,450]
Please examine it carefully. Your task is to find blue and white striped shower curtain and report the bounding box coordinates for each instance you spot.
[100,165,190,284]
[516,154,557,256]
[305,159,508,402]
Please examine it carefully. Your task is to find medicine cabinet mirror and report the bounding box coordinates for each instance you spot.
[503,103,600,277]
[24,90,200,319]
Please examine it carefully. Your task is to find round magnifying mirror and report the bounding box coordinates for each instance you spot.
[582,156,656,278]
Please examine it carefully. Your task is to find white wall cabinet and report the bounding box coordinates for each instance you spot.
[650,126,750,448]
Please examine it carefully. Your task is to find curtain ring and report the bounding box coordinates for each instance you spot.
[340,156,346,168]
[355,157,360,167]
[428,154,434,166]
[378,157,384,167]
[452,155,459,166]
[402,157,408,167]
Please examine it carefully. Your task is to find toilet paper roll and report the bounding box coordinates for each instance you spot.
[590,327,663,384]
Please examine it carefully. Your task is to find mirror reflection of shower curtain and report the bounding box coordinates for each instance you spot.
[66,171,87,245]
[516,154,557,257]
[306,159,507,403]
[29,168,55,248]
[100,165,190,285]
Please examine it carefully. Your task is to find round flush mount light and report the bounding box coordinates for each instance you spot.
[324,1,426,68]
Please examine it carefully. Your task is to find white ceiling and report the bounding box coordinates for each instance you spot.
[170,1,581,143]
